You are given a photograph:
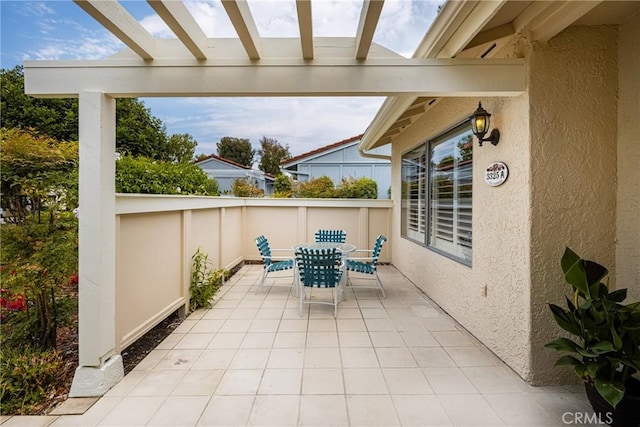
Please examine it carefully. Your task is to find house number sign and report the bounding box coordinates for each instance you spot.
[484,162,509,187]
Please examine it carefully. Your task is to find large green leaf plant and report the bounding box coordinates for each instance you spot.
[546,248,640,408]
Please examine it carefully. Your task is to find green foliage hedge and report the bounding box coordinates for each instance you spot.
[116,155,219,195]
[230,178,263,197]
[0,346,63,415]
[293,176,378,199]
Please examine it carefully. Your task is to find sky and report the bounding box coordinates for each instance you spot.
[0,0,439,156]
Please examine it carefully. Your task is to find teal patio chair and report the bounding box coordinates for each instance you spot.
[314,229,347,243]
[254,235,296,294]
[346,235,387,298]
[295,247,343,317]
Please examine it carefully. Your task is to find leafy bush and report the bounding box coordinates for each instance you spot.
[335,177,378,199]
[274,175,292,194]
[190,249,228,311]
[0,346,63,415]
[0,128,78,223]
[230,178,263,197]
[116,155,219,195]
[295,176,336,198]
[1,213,78,349]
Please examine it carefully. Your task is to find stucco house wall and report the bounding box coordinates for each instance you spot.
[389,23,637,384]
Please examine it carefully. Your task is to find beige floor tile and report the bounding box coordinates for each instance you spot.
[375,347,418,368]
[249,395,299,426]
[347,395,400,426]
[340,347,379,368]
[338,331,373,347]
[461,366,530,393]
[410,305,442,318]
[191,349,235,370]
[128,370,185,396]
[254,307,283,319]
[278,319,308,332]
[336,308,363,319]
[336,318,367,332]
[201,308,233,320]
[392,395,452,426]
[197,395,254,426]
[268,348,305,368]
[239,332,275,348]
[236,299,263,308]
[258,369,302,394]
[146,396,208,427]
[131,350,168,372]
[306,331,339,347]
[308,319,337,331]
[3,416,60,427]
[273,332,307,348]
[155,349,203,370]
[369,331,405,347]
[410,347,456,368]
[528,391,594,423]
[155,333,184,350]
[304,347,342,368]
[302,369,344,394]
[210,299,240,309]
[383,368,433,395]
[49,397,122,426]
[219,319,252,333]
[174,333,214,349]
[361,308,390,319]
[282,307,307,319]
[437,394,505,426]
[484,393,563,426]
[97,396,165,427]
[344,368,388,394]
[365,318,397,331]
[358,299,384,309]
[229,349,270,369]
[392,316,428,332]
[422,317,458,332]
[215,369,263,395]
[104,372,147,397]
[445,347,501,367]
[190,320,224,334]
[400,330,439,347]
[432,331,476,347]
[261,298,288,308]
[299,395,349,426]
[173,320,197,334]
[248,319,280,333]
[422,368,478,394]
[206,332,245,349]
[171,369,224,396]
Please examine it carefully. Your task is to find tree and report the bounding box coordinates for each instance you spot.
[165,133,197,163]
[217,137,255,167]
[257,136,291,176]
[1,66,199,163]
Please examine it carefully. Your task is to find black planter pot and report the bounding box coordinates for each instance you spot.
[585,377,640,427]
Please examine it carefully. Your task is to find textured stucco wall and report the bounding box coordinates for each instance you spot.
[390,94,533,378]
[528,26,619,385]
[617,14,640,301]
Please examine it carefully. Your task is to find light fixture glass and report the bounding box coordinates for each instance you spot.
[470,102,500,147]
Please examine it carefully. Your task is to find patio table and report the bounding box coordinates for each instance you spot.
[293,242,356,300]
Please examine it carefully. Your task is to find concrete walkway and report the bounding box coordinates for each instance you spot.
[2,265,596,426]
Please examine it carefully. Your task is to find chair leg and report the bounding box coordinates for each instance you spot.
[256,269,267,294]
[376,274,386,299]
[333,288,338,318]
[299,285,304,317]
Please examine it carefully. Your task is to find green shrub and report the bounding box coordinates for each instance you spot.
[0,346,63,415]
[230,178,263,197]
[335,177,378,199]
[1,213,78,349]
[115,155,219,195]
[274,175,292,194]
[295,176,336,198]
[190,248,227,311]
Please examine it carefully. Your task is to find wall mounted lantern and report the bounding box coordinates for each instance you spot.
[470,102,500,146]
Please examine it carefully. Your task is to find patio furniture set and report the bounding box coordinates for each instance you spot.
[254,230,387,317]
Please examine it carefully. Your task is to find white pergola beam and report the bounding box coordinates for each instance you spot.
[73,0,156,60]
[296,0,314,59]
[530,1,602,43]
[147,0,208,60]
[24,58,525,97]
[355,0,385,60]
[221,0,262,60]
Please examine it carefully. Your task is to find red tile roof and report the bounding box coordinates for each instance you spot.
[281,134,363,166]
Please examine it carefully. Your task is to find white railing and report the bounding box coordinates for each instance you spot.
[115,194,393,351]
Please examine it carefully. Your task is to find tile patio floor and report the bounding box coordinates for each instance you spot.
[3,265,598,427]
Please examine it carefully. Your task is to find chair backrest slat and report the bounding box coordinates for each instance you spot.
[314,229,347,243]
[254,235,272,267]
[371,235,387,268]
[295,247,342,288]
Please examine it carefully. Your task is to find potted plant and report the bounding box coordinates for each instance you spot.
[546,247,640,426]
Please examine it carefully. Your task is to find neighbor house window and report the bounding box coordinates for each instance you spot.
[401,121,473,265]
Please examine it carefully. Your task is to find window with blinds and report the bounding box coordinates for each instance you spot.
[401,121,473,265]
[428,124,473,264]
[401,146,426,243]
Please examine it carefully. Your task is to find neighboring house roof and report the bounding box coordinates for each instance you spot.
[195,154,276,181]
[281,134,363,167]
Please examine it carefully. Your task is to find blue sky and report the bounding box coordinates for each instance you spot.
[1,0,438,156]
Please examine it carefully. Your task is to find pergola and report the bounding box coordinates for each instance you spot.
[24,0,527,396]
